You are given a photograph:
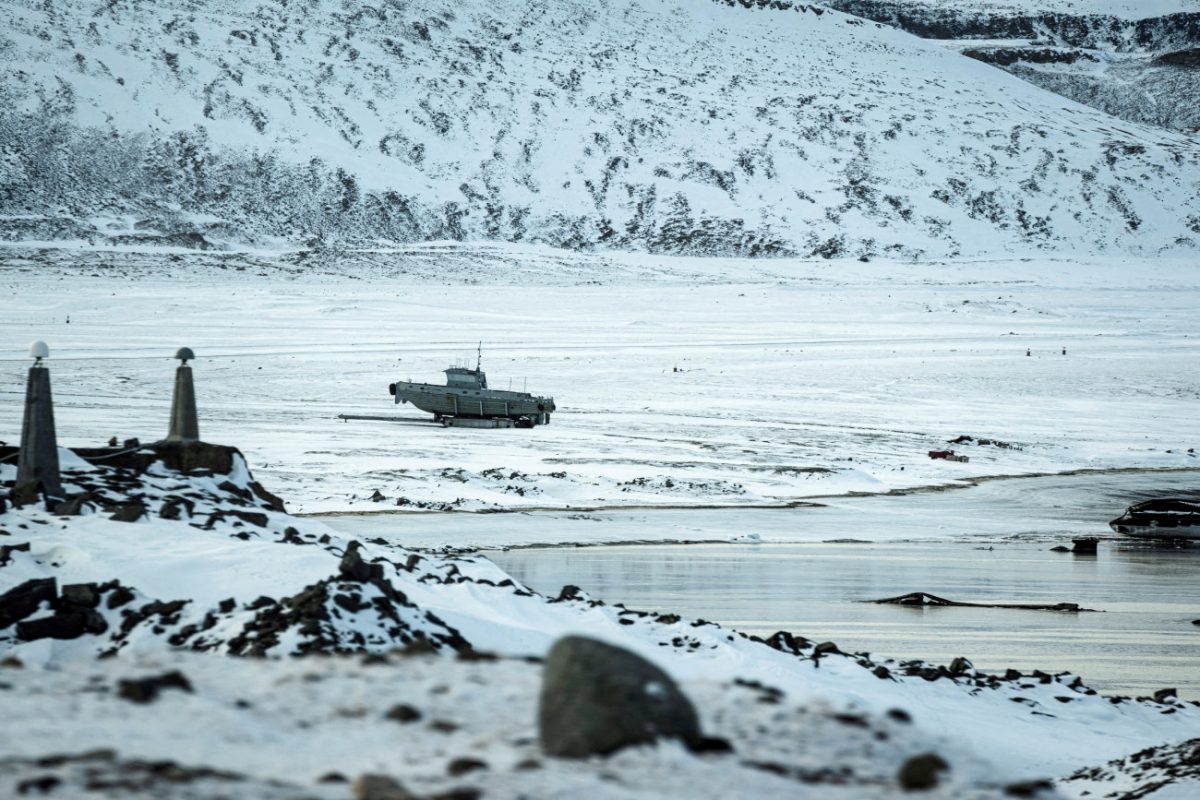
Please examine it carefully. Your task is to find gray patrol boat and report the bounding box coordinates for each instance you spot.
[388,348,555,426]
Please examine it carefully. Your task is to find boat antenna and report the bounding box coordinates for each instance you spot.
[476,341,482,372]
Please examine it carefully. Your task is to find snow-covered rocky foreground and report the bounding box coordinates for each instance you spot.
[1,440,1198,799]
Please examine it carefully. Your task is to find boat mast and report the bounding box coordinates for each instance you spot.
[476,341,482,373]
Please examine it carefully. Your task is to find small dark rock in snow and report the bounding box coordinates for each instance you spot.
[1003,779,1055,797]
[9,482,40,508]
[159,499,183,520]
[17,609,106,641]
[370,489,386,502]
[117,670,193,703]
[61,583,100,608]
[385,703,423,723]
[812,641,839,655]
[689,735,734,754]
[0,577,57,628]
[898,752,950,791]
[352,773,415,800]
[432,789,482,800]
[446,757,488,776]
[109,502,145,523]
[538,635,701,758]
[1049,545,1071,553]
[106,585,135,609]
[1154,688,1178,702]
[0,541,31,566]
[948,657,973,675]
[17,776,61,794]
[340,540,384,582]
[318,771,348,783]
[887,708,912,724]
[54,493,94,517]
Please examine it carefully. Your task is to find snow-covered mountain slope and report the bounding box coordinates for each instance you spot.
[0,0,1197,258]
[826,1,1200,132]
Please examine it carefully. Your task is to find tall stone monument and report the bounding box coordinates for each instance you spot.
[15,340,63,506]
[167,347,199,443]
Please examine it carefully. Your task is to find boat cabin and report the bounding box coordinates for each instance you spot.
[444,367,488,390]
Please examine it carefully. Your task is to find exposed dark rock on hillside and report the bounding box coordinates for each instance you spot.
[825,1,1200,132]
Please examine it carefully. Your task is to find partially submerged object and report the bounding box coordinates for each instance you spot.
[1109,498,1200,541]
[870,592,1097,613]
[389,348,555,427]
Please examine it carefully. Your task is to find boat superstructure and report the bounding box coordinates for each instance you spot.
[388,348,555,426]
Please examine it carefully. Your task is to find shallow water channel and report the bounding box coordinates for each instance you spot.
[481,471,1200,700]
[491,538,1200,699]
[323,470,1200,698]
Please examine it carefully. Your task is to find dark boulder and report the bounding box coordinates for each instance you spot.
[898,752,949,791]
[351,774,415,800]
[62,583,101,608]
[446,757,487,776]
[109,502,146,523]
[1154,688,1178,703]
[117,670,193,703]
[0,541,31,566]
[105,585,136,609]
[538,635,701,758]
[385,703,422,723]
[17,609,107,640]
[9,481,40,508]
[0,577,57,628]
[159,499,184,520]
[340,541,385,582]
[54,493,95,517]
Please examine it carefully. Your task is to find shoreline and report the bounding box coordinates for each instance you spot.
[297,464,1200,519]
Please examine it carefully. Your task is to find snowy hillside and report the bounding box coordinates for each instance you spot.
[827,1,1200,131]
[1,0,1198,258]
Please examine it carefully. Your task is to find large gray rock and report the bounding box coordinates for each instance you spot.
[538,635,701,758]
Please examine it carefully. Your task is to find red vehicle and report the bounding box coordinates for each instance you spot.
[928,449,969,463]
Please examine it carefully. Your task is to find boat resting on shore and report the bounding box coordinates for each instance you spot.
[388,360,555,427]
[1109,498,1200,541]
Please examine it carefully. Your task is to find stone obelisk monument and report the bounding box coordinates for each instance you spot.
[15,340,63,506]
[167,347,200,443]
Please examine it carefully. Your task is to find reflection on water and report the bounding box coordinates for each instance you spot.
[490,539,1200,699]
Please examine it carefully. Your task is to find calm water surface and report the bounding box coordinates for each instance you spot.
[490,539,1200,699]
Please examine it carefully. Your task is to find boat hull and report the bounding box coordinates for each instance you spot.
[1109,522,1200,541]
[389,380,555,423]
